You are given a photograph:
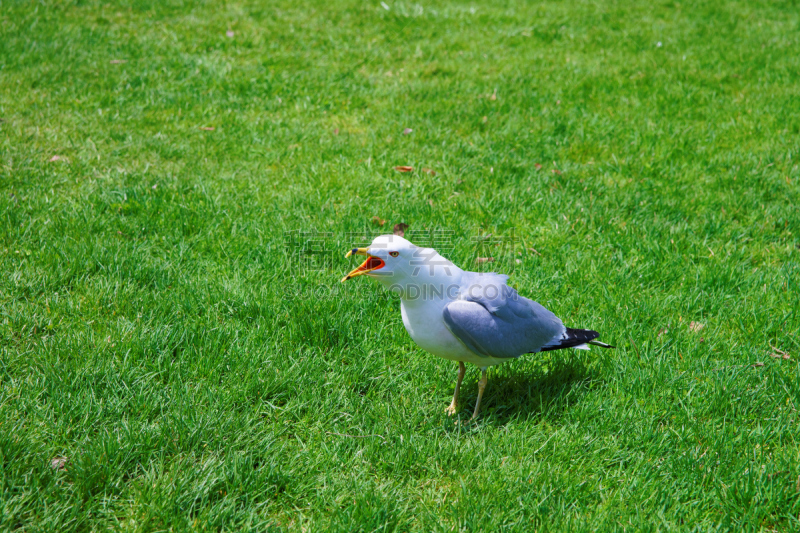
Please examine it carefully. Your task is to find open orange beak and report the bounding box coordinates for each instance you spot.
[341,248,385,282]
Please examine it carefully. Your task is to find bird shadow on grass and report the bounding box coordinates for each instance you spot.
[458,356,597,426]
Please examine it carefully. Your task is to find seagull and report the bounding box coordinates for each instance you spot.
[341,234,614,419]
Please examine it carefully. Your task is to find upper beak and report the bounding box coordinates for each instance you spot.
[345,247,368,259]
[341,248,385,282]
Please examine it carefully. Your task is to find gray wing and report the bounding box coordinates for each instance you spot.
[442,273,565,359]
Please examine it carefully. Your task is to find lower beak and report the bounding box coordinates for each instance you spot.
[341,248,385,282]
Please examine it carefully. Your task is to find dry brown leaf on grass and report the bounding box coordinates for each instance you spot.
[394,166,413,172]
[534,163,542,170]
[49,155,66,162]
[527,247,541,256]
[689,321,704,332]
[110,59,127,64]
[200,126,215,131]
[403,128,413,135]
[393,223,409,237]
[752,362,765,368]
[50,457,68,470]
[371,216,386,226]
[421,168,436,176]
[769,345,791,360]
[475,257,494,264]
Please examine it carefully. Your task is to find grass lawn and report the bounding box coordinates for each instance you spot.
[2,0,800,530]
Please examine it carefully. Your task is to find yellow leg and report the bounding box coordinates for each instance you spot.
[445,361,466,416]
[471,368,488,420]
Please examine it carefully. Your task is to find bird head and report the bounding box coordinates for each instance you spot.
[341,234,462,295]
[341,234,415,282]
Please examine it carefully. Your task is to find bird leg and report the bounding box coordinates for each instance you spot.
[445,361,466,416]
[471,368,488,420]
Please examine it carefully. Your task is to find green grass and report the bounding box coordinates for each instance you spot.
[2,0,800,530]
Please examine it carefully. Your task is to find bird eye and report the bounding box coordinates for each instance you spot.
[389,251,399,257]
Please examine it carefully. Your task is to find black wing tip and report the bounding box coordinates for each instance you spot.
[588,339,615,349]
[539,328,600,352]
[566,328,600,342]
